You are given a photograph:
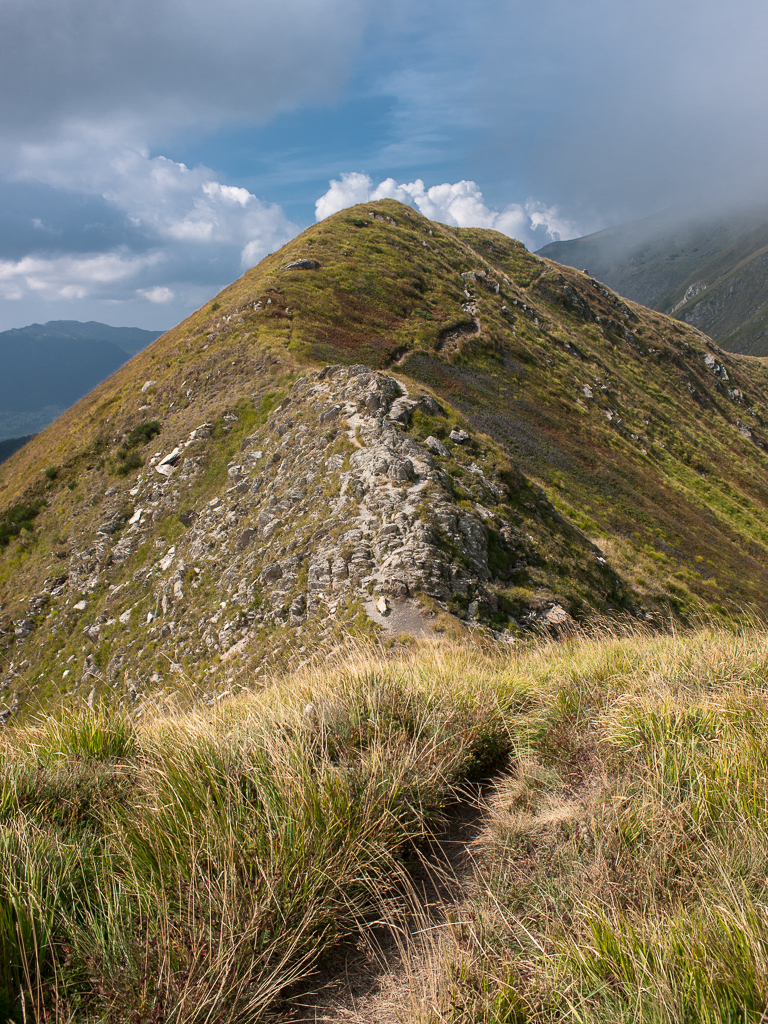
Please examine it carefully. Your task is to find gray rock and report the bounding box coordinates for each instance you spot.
[289,593,306,625]
[282,259,319,271]
[388,458,415,484]
[319,405,342,425]
[106,654,124,682]
[418,395,443,416]
[260,563,283,584]
[387,397,417,425]
[424,436,449,458]
[450,428,470,443]
[237,528,255,552]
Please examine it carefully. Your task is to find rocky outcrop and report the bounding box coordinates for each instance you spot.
[9,364,584,711]
[160,364,534,634]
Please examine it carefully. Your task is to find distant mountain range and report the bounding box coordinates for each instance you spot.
[538,205,768,356]
[0,320,162,441]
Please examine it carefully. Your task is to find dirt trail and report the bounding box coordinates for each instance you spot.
[282,790,487,1023]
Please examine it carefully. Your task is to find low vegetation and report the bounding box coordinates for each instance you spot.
[0,499,45,549]
[3,624,768,1021]
[113,419,162,475]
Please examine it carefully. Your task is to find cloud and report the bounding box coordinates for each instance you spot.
[0,0,372,144]
[470,0,768,217]
[12,139,298,256]
[0,140,300,309]
[138,286,175,304]
[314,172,373,221]
[0,250,164,302]
[315,173,578,248]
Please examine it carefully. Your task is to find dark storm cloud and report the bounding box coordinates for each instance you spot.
[0,181,150,259]
[0,0,370,139]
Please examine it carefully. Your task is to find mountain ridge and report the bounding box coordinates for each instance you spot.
[3,199,768,720]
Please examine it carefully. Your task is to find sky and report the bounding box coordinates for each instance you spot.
[0,0,767,332]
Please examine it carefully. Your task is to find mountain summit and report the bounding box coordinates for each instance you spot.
[3,199,768,719]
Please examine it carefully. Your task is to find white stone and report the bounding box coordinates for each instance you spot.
[159,546,176,571]
[540,603,574,628]
[73,600,87,611]
[155,447,182,476]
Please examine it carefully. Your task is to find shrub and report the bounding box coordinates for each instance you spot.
[113,420,160,475]
[114,449,143,476]
[124,420,161,449]
[0,500,45,549]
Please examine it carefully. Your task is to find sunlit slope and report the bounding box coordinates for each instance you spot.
[3,200,768,714]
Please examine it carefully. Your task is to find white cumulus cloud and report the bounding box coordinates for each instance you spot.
[0,250,164,302]
[315,173,578,248]
[13,141,298,262]
[2,137,301,308]
[138,286,175,304]
[314,172,374,221]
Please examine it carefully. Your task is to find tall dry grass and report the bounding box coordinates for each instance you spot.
[4,626,768,1021]
[0,641,533,1021]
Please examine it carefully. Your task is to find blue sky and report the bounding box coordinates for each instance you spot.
[0,0,767,331]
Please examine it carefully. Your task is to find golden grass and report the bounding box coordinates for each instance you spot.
[4,624,768,1021]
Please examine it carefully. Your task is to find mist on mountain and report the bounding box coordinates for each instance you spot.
[537,199,768,356]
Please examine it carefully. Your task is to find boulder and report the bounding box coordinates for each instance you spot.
[425,436,449,458]
[282,259,319,270]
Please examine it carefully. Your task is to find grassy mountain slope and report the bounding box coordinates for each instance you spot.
[4,199,768,719]
[5,626,768,1021]
[538,206,768,355]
